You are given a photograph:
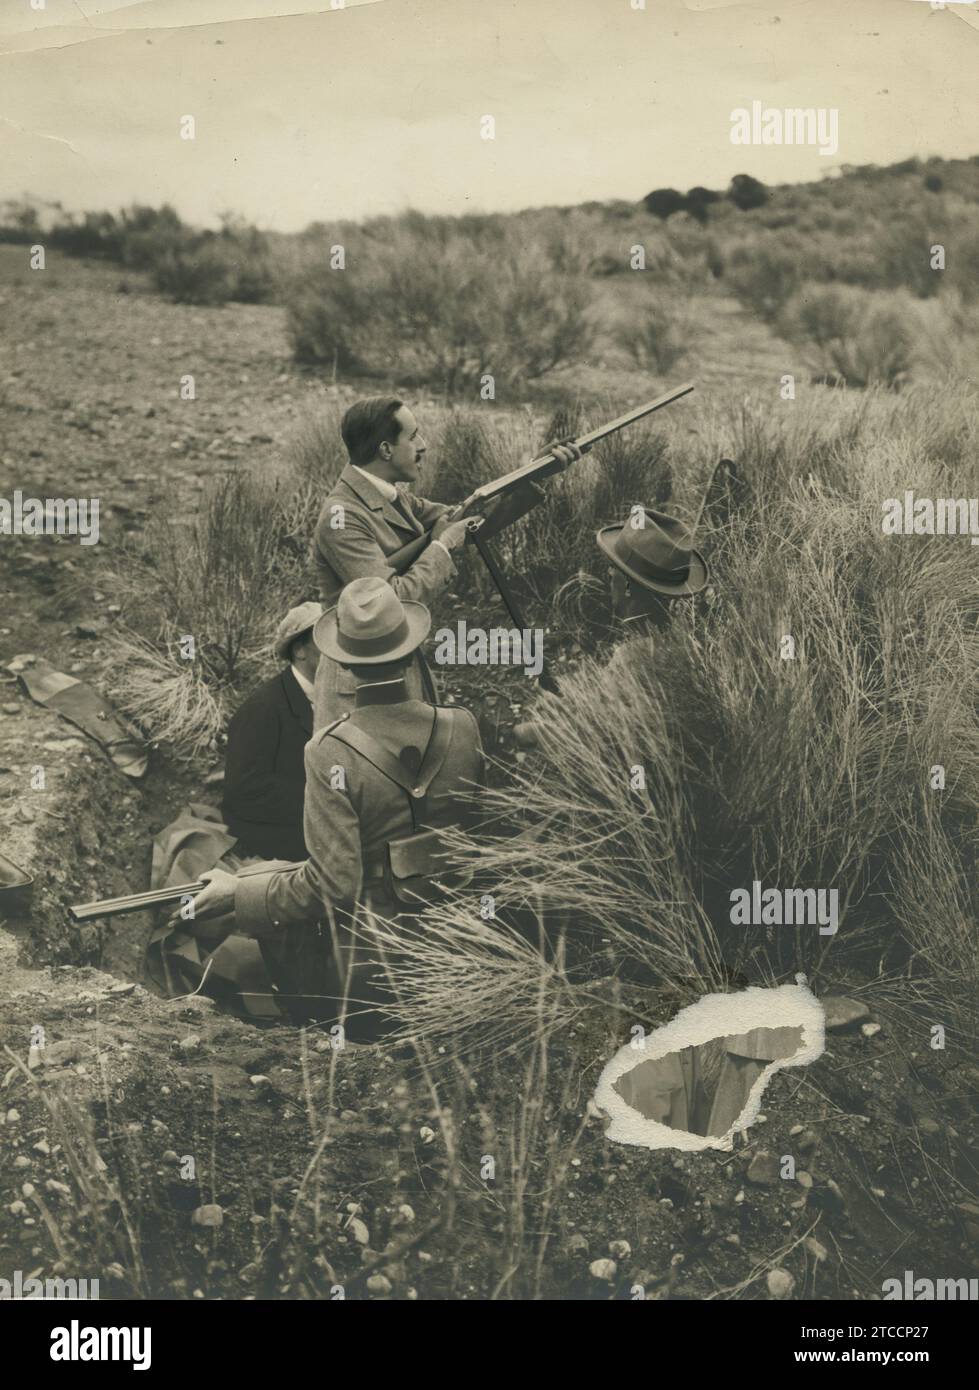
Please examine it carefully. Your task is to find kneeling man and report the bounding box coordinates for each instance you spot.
[192,577,484,1035]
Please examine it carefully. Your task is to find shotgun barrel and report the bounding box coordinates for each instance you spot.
[69,882,208,923]
[69,858,305,923]
[387,381,694,574]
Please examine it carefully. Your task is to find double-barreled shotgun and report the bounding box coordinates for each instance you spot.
[388,381,695,693]
[69,862,304,923]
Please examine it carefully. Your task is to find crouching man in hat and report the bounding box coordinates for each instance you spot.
[189,577,484,1036]
[596,508,709,642]
[514,510,709,747]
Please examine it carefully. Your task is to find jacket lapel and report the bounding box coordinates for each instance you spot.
[383,493,422,537]
[339,464,420,537]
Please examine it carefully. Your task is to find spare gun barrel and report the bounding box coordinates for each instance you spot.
[69,858,304,923]
[69,881,207,923]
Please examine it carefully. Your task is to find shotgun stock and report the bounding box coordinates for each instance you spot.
[387,381,694,574]
[388,529,437,575]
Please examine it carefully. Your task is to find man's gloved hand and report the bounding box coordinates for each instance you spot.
[431,512,471,552]
[188,868,238,925]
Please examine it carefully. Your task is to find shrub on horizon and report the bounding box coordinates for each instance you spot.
[780,283,918,387]
[728,173,769,211]
[285,215,593,394]
[642,188,688,220]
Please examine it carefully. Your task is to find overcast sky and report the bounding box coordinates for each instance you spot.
[1,0,977,230]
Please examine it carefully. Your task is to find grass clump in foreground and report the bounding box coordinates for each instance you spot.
[373,382,979,1056]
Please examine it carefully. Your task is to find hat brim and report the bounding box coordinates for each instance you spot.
[596,524,709,597]
[313,600,432,665]
[273,622,319,664]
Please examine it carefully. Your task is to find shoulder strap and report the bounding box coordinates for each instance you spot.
[327,708,454,832]
[327,720,418,796]
[309,713,350,748]
[415,707,455,799]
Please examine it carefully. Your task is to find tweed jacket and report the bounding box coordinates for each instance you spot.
[233,698,483,937]
[310,464,456,728]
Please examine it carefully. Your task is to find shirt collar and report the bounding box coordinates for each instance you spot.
[354,677,412,708]
[290,665,316,702]
[351,464,398,503]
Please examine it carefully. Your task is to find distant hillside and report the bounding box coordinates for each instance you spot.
[3,154,977,394]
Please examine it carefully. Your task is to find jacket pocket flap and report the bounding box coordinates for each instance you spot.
[388,829,448,881]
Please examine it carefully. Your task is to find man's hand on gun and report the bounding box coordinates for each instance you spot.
[431,511,473,552]
[545,440,583,471]
[487,440,581,533]
[186,868,238,927]
[441,439,582,545]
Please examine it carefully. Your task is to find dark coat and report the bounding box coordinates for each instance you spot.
[222,667,313,861]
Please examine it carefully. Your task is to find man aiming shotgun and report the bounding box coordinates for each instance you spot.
[309,397,583,725]
[385,382,695,574]
[310,384,694,720]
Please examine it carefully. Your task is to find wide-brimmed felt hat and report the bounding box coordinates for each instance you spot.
[313,576,431,665]
[596,509,708,597]
[273,601,324,662]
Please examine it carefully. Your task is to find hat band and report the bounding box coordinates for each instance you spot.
[614,532,691,585]
[336,616,411,656]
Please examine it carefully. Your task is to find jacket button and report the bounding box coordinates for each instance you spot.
[412,788,424,797]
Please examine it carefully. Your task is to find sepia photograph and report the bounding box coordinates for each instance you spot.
[1,0,978,1345]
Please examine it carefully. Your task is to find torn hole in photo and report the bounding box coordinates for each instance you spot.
[594,978,824,1153]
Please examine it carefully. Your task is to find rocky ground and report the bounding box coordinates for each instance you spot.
[2,932,976,1299]
[1,246,976,1300]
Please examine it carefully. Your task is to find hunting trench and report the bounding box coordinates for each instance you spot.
[1,238,976,1301]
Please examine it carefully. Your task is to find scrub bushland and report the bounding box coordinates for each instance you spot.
[377,384,979,1053]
